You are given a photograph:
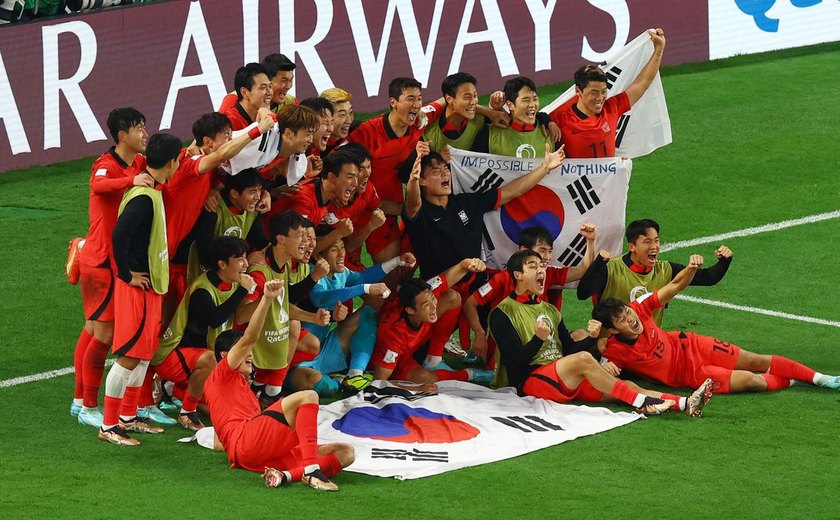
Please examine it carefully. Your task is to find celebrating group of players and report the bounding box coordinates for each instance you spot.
[65,28,840,491]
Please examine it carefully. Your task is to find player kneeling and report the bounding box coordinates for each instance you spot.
[204,279,354,491]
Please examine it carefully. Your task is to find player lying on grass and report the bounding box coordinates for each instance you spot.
[592,254,840,393]
[204,279,354,491]
[488,250,712,416]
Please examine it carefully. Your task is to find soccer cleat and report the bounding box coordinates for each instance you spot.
[444,337,467,357]
[78,406,104,428]
[120,417,164,434]
[424,359,456,372]
[302,469,339,492]
[463,351,483,365]
[178,412,205,432]
[467,368,494,384]
[263,467,289,488]
[137,404,177,425]
[817,375,840,390]
[635,397,674,416]
[98,425,140,446]
[686,378,714,417]
[70,401,82,417]
[341,374,373,393]
[65,237,84,285]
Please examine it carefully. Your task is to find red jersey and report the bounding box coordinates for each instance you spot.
[79,148,147,268]
[222,103,255,131]
[372,276,449,371]
[268,178,329,226]
[327,181,381,270]
[549,92,631,158]
[474,266,568,309]
[346,113,424,204]
[203,357,261,464]
[602,292,688,387]
[163,150,215,256]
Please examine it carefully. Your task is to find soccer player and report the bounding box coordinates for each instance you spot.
[422,72,509,153]
[548,28,666,158]
[577,218,732,325]
[235,211,329,407]
[204,279,354,491]
[403,142,565,370]
[320,87,354,153]
[473,76,554,157]
[592,255,840,394]
[346,77,427,263]
[71,107,150,428]
[263,53,298,110]
[370,258,495,386]
[326,142,385,272]
[488,250,712,416]
[296,235,416,394]
[299,97,334,156]
[221,63,273,131]
[463,224,597,363]
[260,104,320,187]
[152,236,256,431]
[98,133,182,446]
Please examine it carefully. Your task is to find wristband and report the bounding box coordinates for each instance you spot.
[381,257,401,273]
[248,126,261,140]
[247,284,257,295]
[363,283,371,294]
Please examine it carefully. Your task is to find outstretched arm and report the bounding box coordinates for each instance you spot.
[624,28,666,106]
[656,254,701,305]
[565,224,597,282]
[404,142,427,219]
[198,112,275,174]
[440,258,486,289]
[226,279,284,369]
[499,143,565,205]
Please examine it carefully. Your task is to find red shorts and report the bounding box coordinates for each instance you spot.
[154,347,209,385]
[112,279,163,360]
[683,334,741,391]
[232,402,340,475]
[166,263,188,306]
[522,363,604,403]
[80,263,115,322]
[365,215,402,256]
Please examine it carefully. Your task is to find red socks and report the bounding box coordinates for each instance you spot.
[609,380,641,407]
[120,386,141,419]
[137,369,156,408]
[295,402,320,467]
[82,338,110,408]
[181,393,201,414]
[661,393,684,411]
[768,356,816,384]
[73,329,93,399]
[433,369,469,381]
[102,395,122,427]
[761,373,793,391]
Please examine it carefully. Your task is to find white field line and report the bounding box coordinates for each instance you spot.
[0,359,114,389]
[4,211,839,389]
[674,295,840,328]
[660,210,840,252]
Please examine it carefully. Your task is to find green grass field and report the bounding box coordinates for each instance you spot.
[1,42,839,519]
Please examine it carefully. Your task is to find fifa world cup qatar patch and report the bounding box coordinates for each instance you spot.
[383,349,398,364]
[426,276,443,289]
[478,283,493,297]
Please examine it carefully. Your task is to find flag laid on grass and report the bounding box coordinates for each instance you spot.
[449,148,631,272]
[540,30,672,158]
[317,380,641,480]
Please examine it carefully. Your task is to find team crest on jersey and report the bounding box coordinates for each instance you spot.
[601,122,611,133]
[223,226,243,237]
[458,210,469,225]
[630,285,652,302]
[515,144,537,158]
[427,276,443,290]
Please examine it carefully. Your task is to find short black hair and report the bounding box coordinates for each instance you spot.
[441,72,477,99]
[506,249,540,279]
[269,210,307,245]
[398,278,432,309]
[315,224,334,238]
[214,329,244,361]
[321,149,359,180]
[207,236,249,271]
[301,217,315,229]
[503,76,538,105]
[419,151,446,178]
[339,141,372,163]
[591,297,626,330]
[574,65,608,91]
[300,97,335,117]
[145,133,182,169]
[519,226,552,249]
[106,107,145,143]
[234,63,267,100]
[192,112,231,145]
[225,168,263,196]
[625,219,660,243]
[388,77,422,102]
[262,53,296,78]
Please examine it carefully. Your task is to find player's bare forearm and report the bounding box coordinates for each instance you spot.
[315,229,344,254]
[372,365,393,381]
[289,304,317,323]
[625,28,665,105]
[463,296,485,335]
[657,255,700,305]
[567,236,597,281]
[499,162,549,205]
[405,178,422,219]
[235,298,258,327]
[379,199,403,216]
[227,292,272,368]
